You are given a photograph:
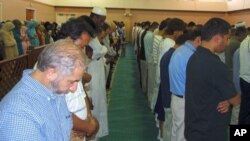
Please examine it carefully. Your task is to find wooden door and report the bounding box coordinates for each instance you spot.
[26,9,34,21]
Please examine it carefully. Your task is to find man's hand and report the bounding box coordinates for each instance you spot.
[217,100,230,113]
[82,72,92,83]
[72,114,99,135]
[89,115,99,134]
[72,130,86,140]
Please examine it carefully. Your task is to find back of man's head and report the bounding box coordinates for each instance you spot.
[57,16,96,41]
[234,26,248,42]
[142,21,151,29]
[175,33,189,46]
[149,22,159,30]
[159,18,171,31]
[235,26,247,37]
[201,18,230,41]
[165,18,186,35]
[187,26,202,41]
[76,15,97,37]
[187,21,196,29]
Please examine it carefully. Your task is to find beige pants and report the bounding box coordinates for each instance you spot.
[147,63,155,107]
[163,108,172,141]
[230,105,240,125]
[170,95,186,141]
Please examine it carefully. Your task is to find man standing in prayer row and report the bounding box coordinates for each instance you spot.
[87,6,109,141]
[56,16,100,141]
[0,39,85,140]
[154,18,185,141]
[227,26,247,125]
[168,20,198,141]
[185,18,241,141]
[160,33,189,141]
[144,21,159,100]
[238,29,250,125]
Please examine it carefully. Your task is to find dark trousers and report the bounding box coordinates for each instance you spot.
[239,78,250,125]
[106,62,114,89]
[154,87,165,121]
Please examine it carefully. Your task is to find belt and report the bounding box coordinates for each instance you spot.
[173,94,183,98]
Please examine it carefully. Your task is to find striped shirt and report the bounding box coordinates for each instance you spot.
[144,31,154,63]
[152,35,163,64]
[156,38,175,85]
[0,69,72,141]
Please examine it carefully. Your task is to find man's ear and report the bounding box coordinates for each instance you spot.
[194,36,202,46]
[81,32,90,43]
[75,32,90,48]
[213,34,222,44]
[46,68,58,81]
[173,31,179,39]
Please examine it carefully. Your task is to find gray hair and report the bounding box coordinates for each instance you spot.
[37,39,85,76]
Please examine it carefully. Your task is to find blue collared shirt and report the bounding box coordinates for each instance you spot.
[0,69,72,141]
[169,41,196,96]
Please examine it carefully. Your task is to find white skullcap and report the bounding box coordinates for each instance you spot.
[235,21,246,28]
[91,7,107,16]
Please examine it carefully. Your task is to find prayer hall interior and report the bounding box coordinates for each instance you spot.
[0,0,249,141]
[1,0,250,41]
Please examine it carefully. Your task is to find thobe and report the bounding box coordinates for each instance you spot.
[88,37,109,139]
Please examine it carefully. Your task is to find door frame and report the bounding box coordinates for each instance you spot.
[26,8,36,21]
[0,2,2,21]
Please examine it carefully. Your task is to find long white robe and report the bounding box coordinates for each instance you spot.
[144,31,154,104]
[102,36,116,82]
[148,35,162,109]
[88,37,108,138]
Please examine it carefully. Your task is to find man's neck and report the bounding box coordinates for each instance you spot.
[31,70,50,89]
[187,40,198,48]
[165,34,175,40]
[201,41,215,53]
[148,28,154,32]
[157,30,164,36]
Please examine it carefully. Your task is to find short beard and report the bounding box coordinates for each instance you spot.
[50,76,67,94]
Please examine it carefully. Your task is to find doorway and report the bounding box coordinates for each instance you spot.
[26,9,35,21]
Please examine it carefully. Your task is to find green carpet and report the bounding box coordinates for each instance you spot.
[100,44,158,141]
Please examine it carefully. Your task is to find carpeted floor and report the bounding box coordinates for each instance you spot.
[100,44,158,141]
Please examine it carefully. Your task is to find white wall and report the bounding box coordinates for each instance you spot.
[33,0,55,5]
[227,0,250,11]
[54,0,229,11]
[32,0,250,12]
